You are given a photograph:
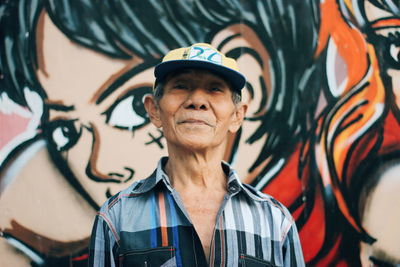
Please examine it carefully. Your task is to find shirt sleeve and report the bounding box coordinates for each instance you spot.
[88,213,119,267]
[282,221,306,267]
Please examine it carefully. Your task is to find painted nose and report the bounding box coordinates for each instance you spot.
[86,124,134,183]
[183,88,210,110]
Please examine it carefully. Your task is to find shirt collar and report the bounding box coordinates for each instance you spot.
[132,157,267,202]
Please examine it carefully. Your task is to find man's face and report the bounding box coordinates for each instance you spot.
[150,69,244,152]
[359,164,400,266]
[36,13,166,206]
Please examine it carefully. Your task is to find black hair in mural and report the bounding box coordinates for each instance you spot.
[0,0,45,106]
[364,0,400,14]
[236,0,322,185]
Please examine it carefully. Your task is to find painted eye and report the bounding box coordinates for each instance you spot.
[44,120,81,151]
[52,127,69,150]
[384,37,400,69]
[107,95,146,129]
[389,43,400,65]
[103,87,152,131]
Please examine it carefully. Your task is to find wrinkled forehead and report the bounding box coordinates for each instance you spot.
[164,68,233,88]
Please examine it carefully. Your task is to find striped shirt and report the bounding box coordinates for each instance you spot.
[89,158,305,267]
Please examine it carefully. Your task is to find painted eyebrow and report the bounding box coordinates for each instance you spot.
[95,59,159,105]
[370,248,400,266]
[46,103,75,112]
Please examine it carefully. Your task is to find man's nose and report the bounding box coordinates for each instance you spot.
[183,88,210,110]
[86,124,134,183]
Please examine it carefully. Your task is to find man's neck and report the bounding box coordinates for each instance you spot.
[164,145,229,262]
[165,147,227,192]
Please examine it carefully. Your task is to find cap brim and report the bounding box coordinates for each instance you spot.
[154,60,246,91]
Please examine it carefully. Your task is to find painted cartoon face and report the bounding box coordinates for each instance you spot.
[363,0,400,111]
[36,13,166,206]
[359,163,400,267]
[150,69,243,152]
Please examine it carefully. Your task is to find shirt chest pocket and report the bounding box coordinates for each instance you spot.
[240,254,278,267]
[119,246,177,267]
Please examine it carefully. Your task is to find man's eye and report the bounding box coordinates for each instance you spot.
[174,83,189,90]
[210,86,223,92]
[44,120,81,151]
[103,87,151,131]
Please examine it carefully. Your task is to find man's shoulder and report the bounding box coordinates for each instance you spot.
[98,171,157,214]
[242,183,294,222]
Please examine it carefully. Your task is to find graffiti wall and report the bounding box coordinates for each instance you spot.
[1,0,399,266]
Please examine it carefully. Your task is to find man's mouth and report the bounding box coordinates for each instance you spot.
[181,119,208,125]
[178,118,215,127]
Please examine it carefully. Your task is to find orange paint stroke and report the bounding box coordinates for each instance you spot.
[371,18,400,29]
[158,192,168,246]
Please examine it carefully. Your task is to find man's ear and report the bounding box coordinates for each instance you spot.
[144,95,162,128]
[212,24,272,175]
[229,103,248,133]
[210,24,272,121]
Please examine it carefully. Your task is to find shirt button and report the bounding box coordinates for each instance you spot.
[229,184,239,193]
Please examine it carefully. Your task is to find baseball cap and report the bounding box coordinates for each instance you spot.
[154,43,246,91]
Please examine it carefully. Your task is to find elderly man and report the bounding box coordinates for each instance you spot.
[89,43,305,267]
